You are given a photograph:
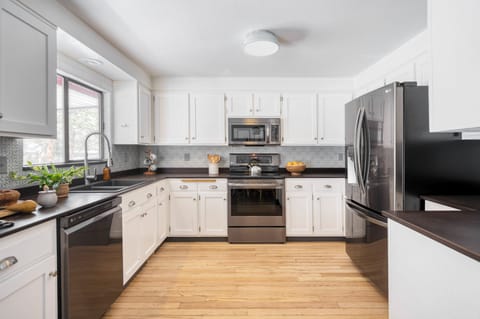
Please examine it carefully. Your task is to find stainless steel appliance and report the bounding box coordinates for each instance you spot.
[345,82,466,297]
[228,153,285,243]
[60,197,123,319]
[228,118,281,146]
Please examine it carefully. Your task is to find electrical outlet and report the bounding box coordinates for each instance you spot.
[0,156,7,174]
[184,153,190,161]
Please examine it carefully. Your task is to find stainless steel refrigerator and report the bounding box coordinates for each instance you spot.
[344,82,479,298]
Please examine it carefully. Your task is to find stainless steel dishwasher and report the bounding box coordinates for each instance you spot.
[59,197,123,319]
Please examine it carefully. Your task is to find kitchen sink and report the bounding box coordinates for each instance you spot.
[70,179,146,193]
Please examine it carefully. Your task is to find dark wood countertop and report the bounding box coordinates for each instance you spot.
[421,195,480,211]
[383,210,480,262]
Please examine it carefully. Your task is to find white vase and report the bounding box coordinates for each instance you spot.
[208,163,219,176]
[37,190,58,208]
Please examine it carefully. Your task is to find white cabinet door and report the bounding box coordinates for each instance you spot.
[0,1,56,137]
[198,191,227,236]
[313,192,344,236]
[157,198,169,245]
[140,203,157,260]
[254,92,281,117]
[286,192,313,236]
[122,206,142,284]
[0,255,57,319]
[170,192,198,236]
[113,81,138,144]
[153,93,190,144]
[318,94,350,145]
[282,93,318,145]
[190,93,226,145]
[138,85,153,144]
[226,92,253,117]
[428,0,480,132]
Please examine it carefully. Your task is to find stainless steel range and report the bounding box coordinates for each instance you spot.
[228,153,286,243]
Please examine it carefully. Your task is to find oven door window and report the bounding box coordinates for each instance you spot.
[230,188,283,216]
[231,125,266,143]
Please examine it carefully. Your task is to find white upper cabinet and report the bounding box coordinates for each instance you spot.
[138,85,153,144]
[226,92,281,117]
[0,1,56,137]
[318,94,351,145]
[226,92,253,117]
[113,81,153,144]
[428,0,480,132]
[282,93,318,145]
[153,92,190,145]
[190,93,226,145]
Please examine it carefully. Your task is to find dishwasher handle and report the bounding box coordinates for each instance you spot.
[62,206,122,235]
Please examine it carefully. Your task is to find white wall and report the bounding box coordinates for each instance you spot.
[353,30,429,97]
[18,0,152,88]
[153,77,354,93]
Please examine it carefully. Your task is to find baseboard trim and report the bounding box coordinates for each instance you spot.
[287,236,345,242]
[166,237,228,242]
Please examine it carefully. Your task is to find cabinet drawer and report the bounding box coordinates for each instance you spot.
[169,180,198,192]
[312,179,345,193]
[0,220,56,281]
[121,184,156,210]
[197,179,227,192]
[286,179,313,192]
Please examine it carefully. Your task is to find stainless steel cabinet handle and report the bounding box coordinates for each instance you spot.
[324,185,332,189]
[314,137,318,140]
[141,135,144,138]
[256,109,260,112]
[0,256,18,271]
[287,197,290,200]
[49,270,58,277]
[179,185,188,190]
[193,197,196,201]
[185,137,189,140]
[192,137,196,140]
[249,109,253,112]
[317,197,320,200]
[128,200,136,207]
[146,193,153,199]
[209,185,218,189]
[224,198,226,201]
[294,185,303,189]
[0,112,3,119]
[160,187,165,192]
[159,202,163,206]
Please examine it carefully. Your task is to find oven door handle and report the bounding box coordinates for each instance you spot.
[228,183,284,189]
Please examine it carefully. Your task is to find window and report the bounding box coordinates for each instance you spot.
[23,75,103,165]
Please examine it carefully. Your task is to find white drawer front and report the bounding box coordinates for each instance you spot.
[197,179,227,192]
[169,180,198,192]
[312,178,345,193]
[121,184,156,211]
[0,220,56,281]
[286,179,313,192]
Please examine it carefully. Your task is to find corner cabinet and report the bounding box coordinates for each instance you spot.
[286,178,345,237]
[0,220,58,319]
[113,81,153,144]
[428,0,480,132]
[0,0,57,137]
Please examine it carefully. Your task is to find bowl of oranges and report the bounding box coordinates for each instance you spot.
[286,161,306,176]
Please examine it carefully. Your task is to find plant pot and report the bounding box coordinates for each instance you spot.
[37,190,58,208]
[56,183,70,198]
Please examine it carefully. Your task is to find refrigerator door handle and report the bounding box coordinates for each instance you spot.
[355,107,366,193]
[346,201,388,229]
[353,107,362,189]
[361,107,370,192]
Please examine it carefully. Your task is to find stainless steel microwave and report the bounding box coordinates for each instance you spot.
[228,118,281,146]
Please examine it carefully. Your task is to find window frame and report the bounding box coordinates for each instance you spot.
[23,74,105,168]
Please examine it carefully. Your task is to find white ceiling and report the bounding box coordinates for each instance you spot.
[58,0,427,77]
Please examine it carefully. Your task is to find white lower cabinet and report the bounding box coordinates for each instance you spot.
[199,191,228,236]
[156,180,170,245]
[169,179,228,237]
[286,179,345,237]
[121,184,158,284]
[0,220,57,319]
[169,191,199,236]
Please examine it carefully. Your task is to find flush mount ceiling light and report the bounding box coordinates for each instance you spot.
[78,57,103,66]
[243,30,279,57]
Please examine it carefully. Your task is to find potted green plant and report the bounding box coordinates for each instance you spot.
[10,162,85,207]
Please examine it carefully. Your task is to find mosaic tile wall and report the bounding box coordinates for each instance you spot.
[139,145,345,169]
[0,137,140,189]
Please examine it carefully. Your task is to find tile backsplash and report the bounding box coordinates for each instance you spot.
[0,137,140,189]
[139,145,345,169]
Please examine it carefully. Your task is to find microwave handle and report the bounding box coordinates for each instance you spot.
[266,125,270,144]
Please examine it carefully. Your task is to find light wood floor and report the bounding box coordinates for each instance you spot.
[103,242,388,319]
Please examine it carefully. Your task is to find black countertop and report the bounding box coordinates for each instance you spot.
[421,195,480,211]
[0,167,345,238]
[383,210,480,262]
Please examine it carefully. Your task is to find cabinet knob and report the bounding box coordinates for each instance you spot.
[193,197,196,201]
[324,185,332,189]
[0,112,3,119]
[49,270,58,277]
[160,187,165,192]
[192,137,196,140]
[128,200,136,207]
[209,185,218,189]
[314,137,318,140]
[287,197,290,200]
[0,256,17,271]
[294,185,303,189]
[320,137,324,140]
[317,197,320,200]
[147,193,153,199]
[256,109,260,112]
[159,202,163,206]
[185,137,189,140]
[180,185,188,190]
[141,135,144,138]
[250,109,253,112]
